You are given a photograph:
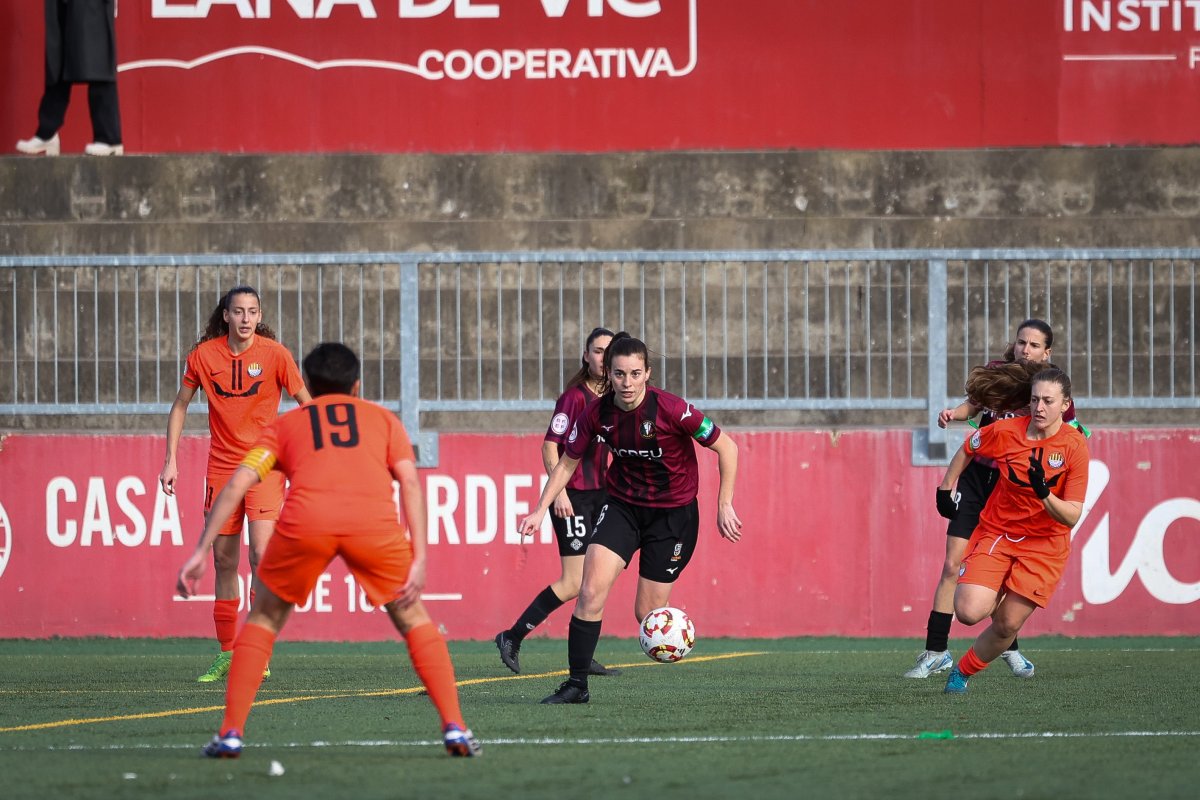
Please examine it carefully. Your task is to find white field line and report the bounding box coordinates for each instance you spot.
[3,730,1199,753]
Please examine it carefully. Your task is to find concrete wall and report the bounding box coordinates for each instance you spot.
[5,149,1200,254]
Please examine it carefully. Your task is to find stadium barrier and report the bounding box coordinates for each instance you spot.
[2,249,1197,466]
[0,428,1196,640]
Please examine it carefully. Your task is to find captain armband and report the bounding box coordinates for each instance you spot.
[692,417,715,443]
[240,447,278,481]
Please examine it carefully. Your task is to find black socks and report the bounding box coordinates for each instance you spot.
[511,586,566,641]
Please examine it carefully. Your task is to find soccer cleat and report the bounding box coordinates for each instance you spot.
[540,680,590,705]
[495,631,521,674]
[443,723,482,757]
[587,659,621,676]
[202,729,243,758]
[943,666,970,694]
[1001,649,1035,678]
[196,651,233,683]
[904,649,953,679]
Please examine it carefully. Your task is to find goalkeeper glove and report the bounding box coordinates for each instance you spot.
[1027,455,1050,500]
[936,488,961,520]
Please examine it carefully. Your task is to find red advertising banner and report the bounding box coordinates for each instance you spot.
[2,1,1199,153]
[0,428,1196,641]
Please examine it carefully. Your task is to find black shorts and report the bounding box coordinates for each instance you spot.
[590,496,699,584]
[947,457,1000,539]
[550,488,607,557]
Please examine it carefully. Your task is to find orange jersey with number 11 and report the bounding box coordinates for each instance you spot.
[183,336,306,472]
[964,415,1090,539]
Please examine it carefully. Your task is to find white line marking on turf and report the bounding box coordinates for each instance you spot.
[4,730,1199,752]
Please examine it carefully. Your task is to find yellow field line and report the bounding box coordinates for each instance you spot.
[0,651,765,733]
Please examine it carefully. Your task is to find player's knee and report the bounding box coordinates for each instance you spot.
[212,547,239,573]
[576,586,607,618]
[954,603,988,626]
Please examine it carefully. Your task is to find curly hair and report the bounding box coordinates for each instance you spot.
[192,285,276,351]
[964,359,1058,414]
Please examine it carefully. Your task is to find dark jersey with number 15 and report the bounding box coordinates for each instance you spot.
[544,382,609,492]
[563,386,721,508]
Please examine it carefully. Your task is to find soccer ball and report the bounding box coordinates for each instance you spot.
[638,606,696,663]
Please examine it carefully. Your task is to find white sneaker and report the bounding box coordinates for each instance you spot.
[904,649,953,678]
[16,134,60,156]
[1001,649,1035,678]
[84,142,124,156]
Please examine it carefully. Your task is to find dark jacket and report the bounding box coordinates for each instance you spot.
[45,0,117,84]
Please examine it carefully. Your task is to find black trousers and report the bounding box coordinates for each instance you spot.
[36,80,122,144]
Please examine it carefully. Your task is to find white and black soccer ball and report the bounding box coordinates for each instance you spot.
[638,606,696,663]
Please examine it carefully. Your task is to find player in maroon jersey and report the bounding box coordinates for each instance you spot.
[517,332,743,704]
[495,327,620,677]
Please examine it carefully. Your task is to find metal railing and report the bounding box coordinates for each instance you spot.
[2,249,1197,465]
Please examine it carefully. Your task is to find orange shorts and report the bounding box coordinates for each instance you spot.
[256,529,414,608]
[205,470,285,536]
[958,530,1070,608]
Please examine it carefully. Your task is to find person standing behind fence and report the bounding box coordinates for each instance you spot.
[160,286,311,683]
[16,0,124,156]
[939,367,1089,694]
[495,327,620,677]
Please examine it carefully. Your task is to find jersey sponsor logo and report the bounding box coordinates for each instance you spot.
[209,380,265,399]
[247,362,263,378]
[550,412,570,435]
[969,430,982,450]
[1048,451,1065,469]
[692,416,714,442]
[568,423,579,443]
[640,420,656,438]
[680,403,694,420]
[612,447,663,459]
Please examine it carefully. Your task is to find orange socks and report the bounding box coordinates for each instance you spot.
[213,599,239,651]
[219,622,276,734]
[958,646,990,677]
[405,622,465,729]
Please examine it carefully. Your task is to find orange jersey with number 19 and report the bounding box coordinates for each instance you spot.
[964,415,1090,539]
[240,394,416,537]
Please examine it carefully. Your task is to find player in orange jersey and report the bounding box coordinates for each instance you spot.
[936,368,1090,694]
[160,286,311,683]
[907,319,1062,681]
[176,342,481,758]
